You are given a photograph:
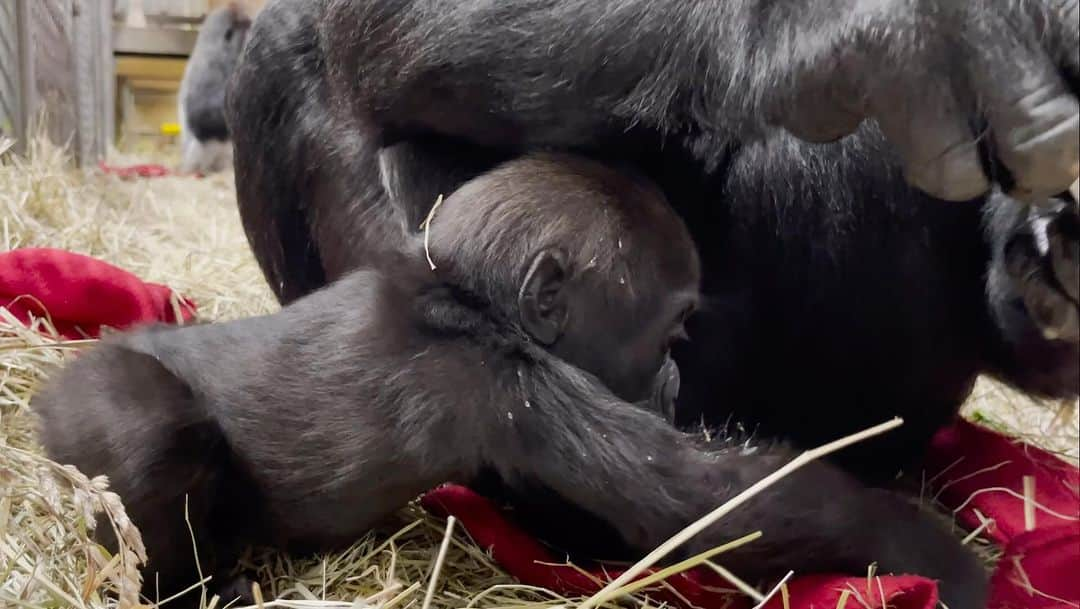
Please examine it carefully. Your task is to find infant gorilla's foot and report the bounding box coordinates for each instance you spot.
[1003,199,1080,343]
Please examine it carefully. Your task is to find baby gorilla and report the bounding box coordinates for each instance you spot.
[32,154,694,604]
[34,154,987,608]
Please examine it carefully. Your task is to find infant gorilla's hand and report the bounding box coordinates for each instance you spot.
[776,0,1079,203]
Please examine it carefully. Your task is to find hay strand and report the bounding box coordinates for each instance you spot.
[421,194,445,271]
[702,561,763,603]
[749,571,792,609]
[1022,476,1036,531]
[420,516,456,609]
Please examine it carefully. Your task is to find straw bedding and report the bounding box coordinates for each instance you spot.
[1,137,1076,609]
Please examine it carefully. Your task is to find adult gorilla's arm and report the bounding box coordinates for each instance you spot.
[228,0,1078,303]
[321,0,1078,202]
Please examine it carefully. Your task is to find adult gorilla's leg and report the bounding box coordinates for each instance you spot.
[673,127,1078,481]
[672,126,994,481]
[229,1,510,301]
[229,0,411,304]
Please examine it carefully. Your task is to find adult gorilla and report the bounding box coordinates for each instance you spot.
[228,0,1079,480]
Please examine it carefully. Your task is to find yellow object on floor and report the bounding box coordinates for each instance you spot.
[114,55,188,155]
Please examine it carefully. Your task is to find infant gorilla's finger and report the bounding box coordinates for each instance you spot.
[971,28,1080,202]
[872,91,989,202]
[1005,232,1080,342]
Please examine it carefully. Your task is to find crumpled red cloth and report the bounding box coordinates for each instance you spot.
[0,248,196,338]
[988,526,1080,609]
[98,162,173,179]
[927,419,1080,609]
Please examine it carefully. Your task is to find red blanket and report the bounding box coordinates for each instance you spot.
[0,248,196,338]
[98,162,174,180]
[927,420,1080,608]
[4,247,1076,608]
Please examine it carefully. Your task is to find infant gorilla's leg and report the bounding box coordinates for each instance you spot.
[33,344,244,607]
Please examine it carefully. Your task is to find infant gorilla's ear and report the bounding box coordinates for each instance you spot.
[518,247,569,345]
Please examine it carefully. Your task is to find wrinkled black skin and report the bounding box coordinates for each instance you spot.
[34,158,987,607]
[224,0,1080,604]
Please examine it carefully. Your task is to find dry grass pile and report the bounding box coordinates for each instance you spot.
[0,137,1077,609]
[964,379,1079,464]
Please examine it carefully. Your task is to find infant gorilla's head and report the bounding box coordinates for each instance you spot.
[428,153,701,416]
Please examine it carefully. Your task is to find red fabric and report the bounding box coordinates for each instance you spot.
[989,527,1080,609]
[927,420,1080,608]
[927,420,1080,543]
[98,162,173,179]
[0,248,196,338]
[422,485,939,609]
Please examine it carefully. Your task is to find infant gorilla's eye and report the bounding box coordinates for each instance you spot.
[225,28,235,42]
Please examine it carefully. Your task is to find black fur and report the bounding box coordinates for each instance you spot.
[221,3,1077,604]
[227,0,1079,478]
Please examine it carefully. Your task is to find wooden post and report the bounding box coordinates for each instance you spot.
[72,0,114,165]
[0,0,112,166]
[21,0,78,153]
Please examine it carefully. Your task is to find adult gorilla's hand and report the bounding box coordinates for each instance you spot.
[776,0,1079,203]
[264,0,1078,213]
